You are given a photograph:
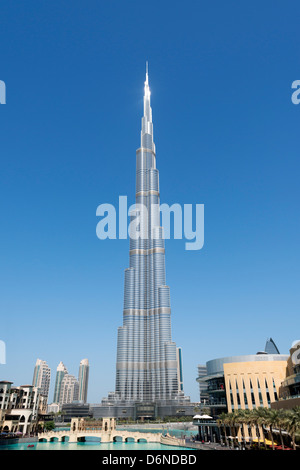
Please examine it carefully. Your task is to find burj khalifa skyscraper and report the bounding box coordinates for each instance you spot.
[97,66,191,419]
[114,66,188,410]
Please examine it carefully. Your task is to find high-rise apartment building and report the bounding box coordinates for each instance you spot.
[52,359,89,407]
[59,374,79,405]
[78,358,89,403]
[53,361,68,404]
[32,358,51,400]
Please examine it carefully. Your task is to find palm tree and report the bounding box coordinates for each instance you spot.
[216,407,300,450]
[263,409,280,450]
[232,409,249,448]
[286,407,300,450]
[226,412,239,447]
[276,408,289,450]
[245,408,261,449]
[217,412,229,446]
[243,407,267,449]
[240,409,256,448]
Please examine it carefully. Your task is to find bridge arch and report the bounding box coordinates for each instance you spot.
[79,435,102,443]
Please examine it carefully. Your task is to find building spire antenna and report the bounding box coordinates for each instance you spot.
[146,61,149,84]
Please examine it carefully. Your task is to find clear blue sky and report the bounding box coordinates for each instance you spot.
[0,1,299,403]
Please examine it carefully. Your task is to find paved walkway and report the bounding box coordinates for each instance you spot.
[185,440,233,450]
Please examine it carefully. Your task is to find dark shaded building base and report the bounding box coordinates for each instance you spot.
[271,397,300,410]
[90,401,197,421]
[61,403,92,423]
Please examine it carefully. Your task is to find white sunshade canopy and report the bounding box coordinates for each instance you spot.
[193,414,212,419]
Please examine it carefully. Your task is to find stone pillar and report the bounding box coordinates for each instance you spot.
[71,418,79,433]
[101,417,116,443]
[68,418,79,443]
[102,417,115,432]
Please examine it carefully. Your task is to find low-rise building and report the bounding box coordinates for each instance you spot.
[196,339,290,442]
[61,401,91,423]
[47,402,61,414]
[197,338,288,418]
[0,381,41,435]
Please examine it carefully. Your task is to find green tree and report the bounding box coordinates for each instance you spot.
[44,421,55,432]
[286,407,300,450]
[217,412,228,446]
[253,407,269,449]
[233,409,251,448]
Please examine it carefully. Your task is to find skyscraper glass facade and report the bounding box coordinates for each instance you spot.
[53,361,67,404]
[78,358,89,403]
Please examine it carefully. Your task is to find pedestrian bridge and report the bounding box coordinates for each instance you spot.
[38,418,162,444]
[38,428,162,443]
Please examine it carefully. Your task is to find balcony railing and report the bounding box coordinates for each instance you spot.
[208,398,227,407]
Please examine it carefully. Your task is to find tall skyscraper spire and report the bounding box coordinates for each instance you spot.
[141,62,155,154]
[114,67,187,407]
